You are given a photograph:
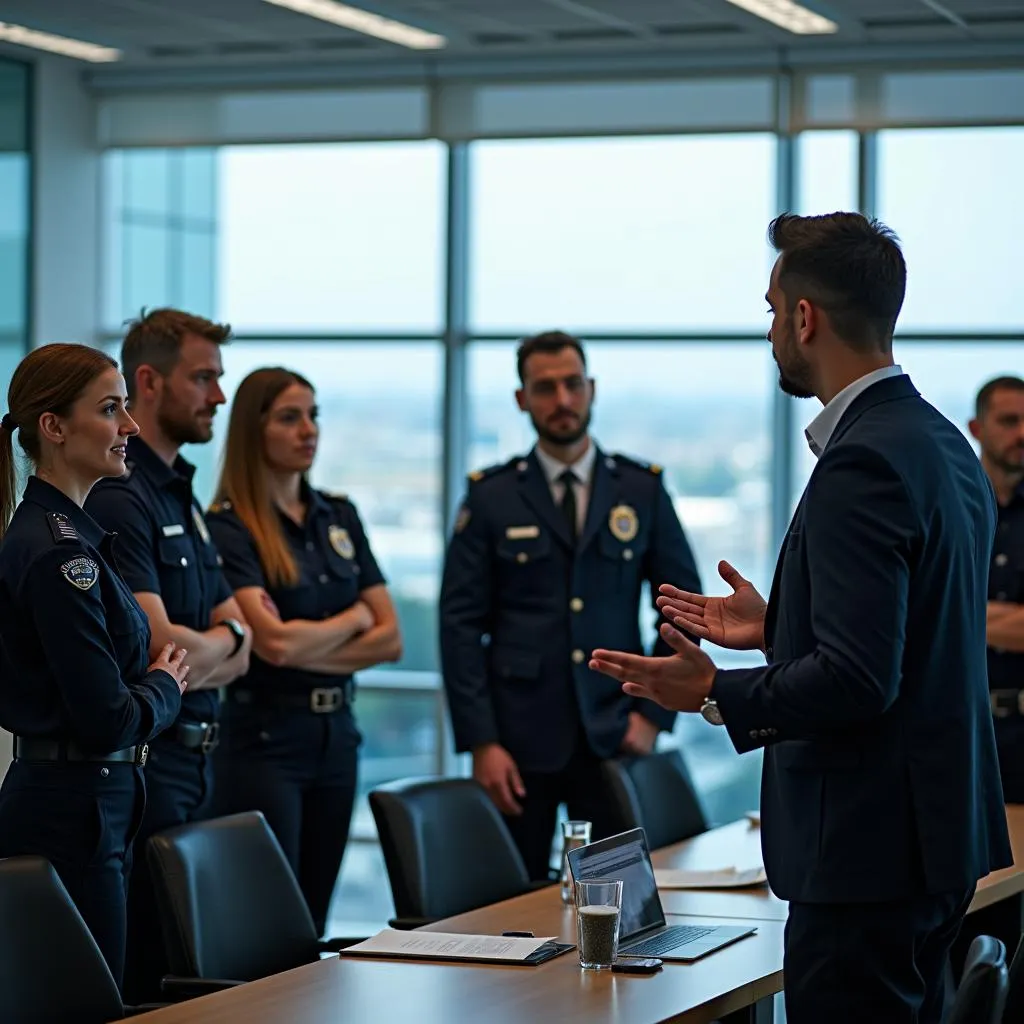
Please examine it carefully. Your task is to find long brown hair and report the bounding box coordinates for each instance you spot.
[0,343,118,539]
[216,367,314,588]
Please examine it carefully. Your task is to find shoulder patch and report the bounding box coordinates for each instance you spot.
[467,457,519,484]
[60,555,99,591]
[47,512,79,544]
[613,453,662,475]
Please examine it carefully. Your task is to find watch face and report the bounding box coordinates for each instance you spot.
[701,701,724,726]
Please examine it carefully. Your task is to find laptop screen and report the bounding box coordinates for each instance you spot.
[566,828,666,941]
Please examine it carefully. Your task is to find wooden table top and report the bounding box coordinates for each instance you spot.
[653,805,1024,922]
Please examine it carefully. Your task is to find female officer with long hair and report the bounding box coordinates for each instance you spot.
[207,366,401,934]
[0,343,189,987]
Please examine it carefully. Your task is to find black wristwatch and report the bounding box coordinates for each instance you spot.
[217,618,246,656]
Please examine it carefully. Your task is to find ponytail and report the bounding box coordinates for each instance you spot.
[0,418,16,540]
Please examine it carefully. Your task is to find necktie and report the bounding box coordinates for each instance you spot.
[559,469,578,543]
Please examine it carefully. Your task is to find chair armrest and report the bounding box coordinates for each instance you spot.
[319,935,367,953]
[388,916,438,930]
[159,975,246,1000]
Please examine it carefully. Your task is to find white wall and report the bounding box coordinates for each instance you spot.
[31,56,100,348]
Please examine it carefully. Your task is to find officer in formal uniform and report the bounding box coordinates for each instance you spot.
[85,309,252,1002]
[969,375,1024,801]
[206,366,401,935]
[0,343,188,989]
[440,331,702,880]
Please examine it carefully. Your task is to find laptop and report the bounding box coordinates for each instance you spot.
[566,828,757,962]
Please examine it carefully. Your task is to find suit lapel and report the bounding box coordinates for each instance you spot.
[517,452,574,550]
[763,491,806,649]
[577,449,617,554]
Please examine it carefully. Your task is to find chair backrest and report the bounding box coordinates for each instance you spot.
[601,750,708,850]
[370,777,533,921]
[1002,933,1024,1022]
[0,856,124,1024]
[948,934,1008,1024]
[147,811,320,982]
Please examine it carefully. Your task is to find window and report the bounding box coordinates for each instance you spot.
[797,131,858,216]
[469,135,777,334]
[0,57,29,378]
[878,128,1024,331]
[178,340,443,674]
[217,142,446,333]
[467,340,772,825]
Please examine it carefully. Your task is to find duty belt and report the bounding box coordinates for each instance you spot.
[13,736,149,766]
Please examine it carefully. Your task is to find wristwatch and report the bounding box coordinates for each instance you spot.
[700,698,725,726]
[217,618,246,657]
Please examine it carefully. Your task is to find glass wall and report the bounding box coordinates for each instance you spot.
[98,116,1024,934]
[0,57,30,384]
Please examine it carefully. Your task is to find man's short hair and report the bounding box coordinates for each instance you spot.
[121,308,232,400]
[768,212,907,354]
[515,331,587,385]
[975,376,1024,419]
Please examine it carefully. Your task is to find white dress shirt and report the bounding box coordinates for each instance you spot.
[804,364,905,459]
[534,442,597,536]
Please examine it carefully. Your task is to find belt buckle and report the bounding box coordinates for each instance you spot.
[135,743,149,767]
[310,687,342,714]
[201,722,220,754]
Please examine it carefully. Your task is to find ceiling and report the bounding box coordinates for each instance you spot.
[2,0,1024,77]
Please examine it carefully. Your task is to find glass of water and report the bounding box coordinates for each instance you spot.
[560,819,592,903]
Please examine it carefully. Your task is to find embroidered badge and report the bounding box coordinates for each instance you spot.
[609,504,639,543]
[454,506,472,534]
[61,556,99,591]
[328,524,355,559]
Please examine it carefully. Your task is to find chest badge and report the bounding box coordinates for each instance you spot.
[192,507,211,545]
[61,556,100,591]
[609,504,639,543]
[328,524,355,560]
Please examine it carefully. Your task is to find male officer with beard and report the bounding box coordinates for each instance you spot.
[86,308,253,1002]
[439,331,702,880]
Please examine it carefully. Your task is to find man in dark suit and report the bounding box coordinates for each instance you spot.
[591,213,1012,1023]
[439,331,702,880]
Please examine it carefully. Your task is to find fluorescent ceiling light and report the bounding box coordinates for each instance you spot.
[0,21,120,62]
[723,0,839,35]
[262,0,446,50]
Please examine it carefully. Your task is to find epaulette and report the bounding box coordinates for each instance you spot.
[613,453,663,475]
[208,497,233,515]
[47,511,80,544]
[467,457,519,484]
[321,490,349,505]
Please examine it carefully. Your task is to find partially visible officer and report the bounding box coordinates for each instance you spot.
[0,343,188,988]
[207,367,402,935]
[969,375,1024,802]
[85,309,252,1002]
[439,331,703,880]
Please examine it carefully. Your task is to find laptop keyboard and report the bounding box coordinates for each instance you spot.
[624,925,717,956]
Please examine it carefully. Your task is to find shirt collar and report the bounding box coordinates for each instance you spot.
[126,435,196,490]
[23,475,106,548]
[805,365,904,459]
[534,441,597,487]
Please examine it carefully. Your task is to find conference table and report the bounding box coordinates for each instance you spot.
[126,807,1024,1024]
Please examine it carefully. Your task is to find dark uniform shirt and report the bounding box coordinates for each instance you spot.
[987,483,1024,693]
[86,435,233,724]
[0,476,181,751]
[440,446,703,775]
[206,483,386,695]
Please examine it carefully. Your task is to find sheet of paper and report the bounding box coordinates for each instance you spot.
[343,928,558,961]
[654,866,768,890]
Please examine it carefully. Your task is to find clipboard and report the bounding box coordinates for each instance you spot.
[338,929,575,967]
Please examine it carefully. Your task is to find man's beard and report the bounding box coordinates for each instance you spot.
[157,406,215,446]
[532,408,591,447]
[773,329,815,400]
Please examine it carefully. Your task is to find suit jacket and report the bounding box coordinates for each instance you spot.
[712,374,1012,902]
[439,446,702,774]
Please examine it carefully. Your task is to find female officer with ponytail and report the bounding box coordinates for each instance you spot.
[0,343,189,988]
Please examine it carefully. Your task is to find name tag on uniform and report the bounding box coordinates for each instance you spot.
[506,525,540,540]
[161,524,185,537]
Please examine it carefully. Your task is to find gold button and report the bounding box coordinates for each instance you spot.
[516,552,528,564]
[623,549,633,561]
[570,597,584,612]
[572,649,585,664]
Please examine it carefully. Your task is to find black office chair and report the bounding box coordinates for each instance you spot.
[0,855,126,1024]
[601,749,708,850]
[948,934,1008,1024]
[147,810,357,1000]
[1002,933,1024,1022]
[370,777,547,929]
